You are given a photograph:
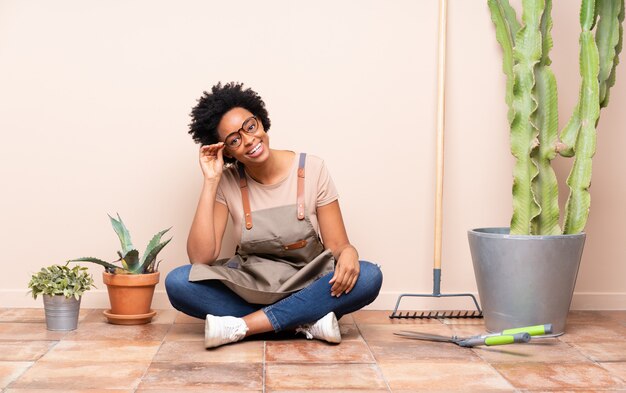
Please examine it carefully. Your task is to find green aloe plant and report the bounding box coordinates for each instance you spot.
[489,0,624,235]
[69,214,172,274]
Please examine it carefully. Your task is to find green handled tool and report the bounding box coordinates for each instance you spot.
[485,323,553,337]
[394,323,552,348]
[394,330,530,347]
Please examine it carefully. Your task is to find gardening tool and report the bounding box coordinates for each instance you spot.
[394,323,553,348]
[395,331,530,348]
[389,0,483,319]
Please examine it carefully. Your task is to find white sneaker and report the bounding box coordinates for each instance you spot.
[204,314,249,348]
[296,312,341,344]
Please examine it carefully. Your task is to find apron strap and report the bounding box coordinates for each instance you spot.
[297,153,306,220]
[237,164,253,230]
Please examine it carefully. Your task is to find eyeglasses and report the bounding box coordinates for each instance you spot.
[224,116,259,149]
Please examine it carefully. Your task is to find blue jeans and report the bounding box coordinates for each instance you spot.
[165,260,383,332]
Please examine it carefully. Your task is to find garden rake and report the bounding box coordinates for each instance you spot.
[390,0,482,320]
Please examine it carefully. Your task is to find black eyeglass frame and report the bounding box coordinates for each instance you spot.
[223,116,259,149]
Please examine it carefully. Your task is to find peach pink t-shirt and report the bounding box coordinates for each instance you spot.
[216,152,339,243]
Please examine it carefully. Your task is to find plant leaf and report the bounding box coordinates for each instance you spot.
[122,250,141,273]
[139,227,171,267]
[108,213,134,254]
[139,238,171,273]
[68,257,128,272]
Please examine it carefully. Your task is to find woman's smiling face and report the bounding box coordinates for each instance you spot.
[217,107,270,164]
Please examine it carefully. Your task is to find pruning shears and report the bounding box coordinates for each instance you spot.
[394,323,553,348]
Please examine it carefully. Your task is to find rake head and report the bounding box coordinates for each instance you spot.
[389,292,484,319]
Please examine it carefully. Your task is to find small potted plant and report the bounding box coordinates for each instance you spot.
[69,214,171,325]
[28,262,95,331]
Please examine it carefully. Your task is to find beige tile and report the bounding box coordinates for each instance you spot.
[154,340,263,363]
[378,360,513,391]
[0,341,55,361]
[493,362,625,390]
[0,308,91,323]
[81,309,178,324]
[353,310,443,325]
[559,323,626,343]
[138,361,262,390]
[339,324,363,341]
[40,340,161,362]
[140,309,178,324]
[474,339,589,363]
[447,324,491,337]
[266,340,374,363]
[266,363,387,390]
[390,391,515,393]
[603,311,626,325]
[4,388,134,393]
[0,323,67,341]
[440,317,488,326]
[174,312,204,324]
[338,313,355,325]
[137,390,261,393]
[0,362,33,389]
[267,390,389,393]
[571,342,626,362]
[358,322,453,343]
[73,310,117,324]
[601,362,626,383]
[367,339,481,362]
[517,390,626,393]
[566,310,619,325]
[11,361,149,389]
[163,322,203,341]
[62,322,170,341]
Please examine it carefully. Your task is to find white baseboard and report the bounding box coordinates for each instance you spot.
[570,292,626,310]
[3,289,625,310]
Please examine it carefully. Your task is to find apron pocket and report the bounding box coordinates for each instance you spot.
[239,236,283,256]
[282,239,307,250]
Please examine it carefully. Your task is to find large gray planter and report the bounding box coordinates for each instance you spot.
[43,295,81,331]
[468,228,585,335]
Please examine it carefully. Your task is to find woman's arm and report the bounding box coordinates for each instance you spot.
[187,184,229,264]
[187,143,229,264]
[317,200,360,297]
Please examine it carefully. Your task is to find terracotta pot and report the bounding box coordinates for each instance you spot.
[102,271,159,324]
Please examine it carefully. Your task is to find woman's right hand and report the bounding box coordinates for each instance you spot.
[199,143,226,183]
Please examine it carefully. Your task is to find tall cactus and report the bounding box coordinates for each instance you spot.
[488,0,624,235]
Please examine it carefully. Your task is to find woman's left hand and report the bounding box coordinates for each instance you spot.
[329,246,360,297]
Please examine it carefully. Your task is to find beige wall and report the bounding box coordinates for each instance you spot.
[1,0,624,310]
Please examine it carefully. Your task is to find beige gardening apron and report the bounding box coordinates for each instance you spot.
[188,153,336,304]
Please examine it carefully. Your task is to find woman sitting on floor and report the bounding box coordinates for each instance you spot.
[165,82,383,348]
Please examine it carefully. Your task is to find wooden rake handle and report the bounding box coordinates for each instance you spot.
[434,0,448,271]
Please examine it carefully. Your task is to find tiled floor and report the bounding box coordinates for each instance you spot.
[1,309,625,392]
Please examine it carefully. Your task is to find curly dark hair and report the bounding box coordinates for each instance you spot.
[188,82,271,163]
